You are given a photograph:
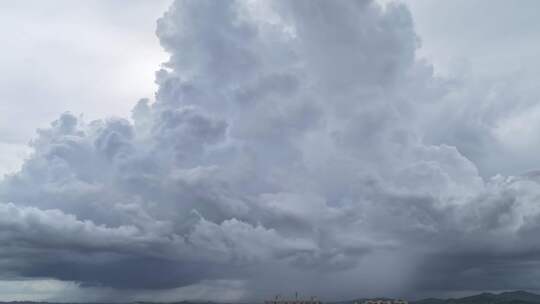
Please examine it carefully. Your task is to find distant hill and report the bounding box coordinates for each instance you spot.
[329,291,540,304]
[412,291,540,304]
[2,291,540,304]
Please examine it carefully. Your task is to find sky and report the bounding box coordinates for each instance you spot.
[3,0,540,302]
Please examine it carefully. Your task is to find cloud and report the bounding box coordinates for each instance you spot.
[0,0,170,173]
[3,0,540,300]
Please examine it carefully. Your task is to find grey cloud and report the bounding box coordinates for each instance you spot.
[3,0,540,300]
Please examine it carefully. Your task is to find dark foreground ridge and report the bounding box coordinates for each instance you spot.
[3,291,540,304]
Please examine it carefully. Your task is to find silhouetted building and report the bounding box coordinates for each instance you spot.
[362,299,408,304]
[265,294,322,304]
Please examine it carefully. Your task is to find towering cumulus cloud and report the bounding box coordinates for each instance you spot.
[2,0,540,300]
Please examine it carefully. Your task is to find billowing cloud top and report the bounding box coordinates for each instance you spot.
[2,0,540,301]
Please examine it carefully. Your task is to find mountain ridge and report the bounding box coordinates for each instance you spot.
[3,291,540,304]
[410,291,540,304]
[333,291,540,304]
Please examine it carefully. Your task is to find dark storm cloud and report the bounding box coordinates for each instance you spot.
[3,0,540,300]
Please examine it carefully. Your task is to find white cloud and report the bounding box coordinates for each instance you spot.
[0,0,171,176]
